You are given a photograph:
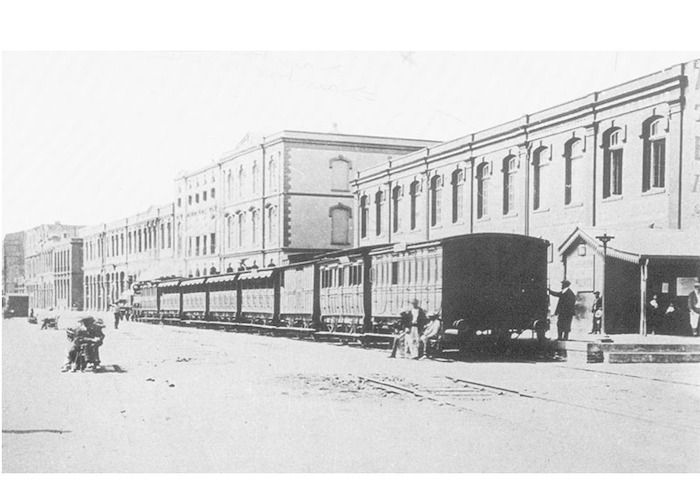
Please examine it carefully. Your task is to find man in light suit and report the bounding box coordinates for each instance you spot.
[548,280,576,341]
[688,281,700,336]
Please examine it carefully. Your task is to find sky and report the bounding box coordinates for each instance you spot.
[3,51,700,236]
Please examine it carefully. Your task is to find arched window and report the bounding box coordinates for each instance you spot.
[268,158,277,193]
[451,169,464,223]
[251,209,259,246]
[409,180,421,230]
[502,156,517,215]
[375,190,384,236]
[177,223,182,255]
[267,206,278,246]
[533,146,548,210]
[330,157,351,191]
[238,213,245,247]
[476,162,490,219]
[564,139,583,205]
[227,170,233,201]
[252,162,258,194]
[359,195,368,239]
[238,165,245,197]
[603,128,623,198]
[329,204,351,245]
[643,117,666,191]
[392,185,402,232]
[430,175,442,227]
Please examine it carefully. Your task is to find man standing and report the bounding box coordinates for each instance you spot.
[548,280,576,341]
[688,281,700,336]
[406,298,428,359]
[111,303,121,330]
[590,291,603,335]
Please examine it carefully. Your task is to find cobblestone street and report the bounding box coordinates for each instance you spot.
[3,313,700,472]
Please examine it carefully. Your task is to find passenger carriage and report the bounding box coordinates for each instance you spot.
[157,279,182,320]
[180,277,207,320]
[317,248,372,334]
[238,269,277,324]
[133,281,159,320]
[279,261,317,328]
[206,273,239,322]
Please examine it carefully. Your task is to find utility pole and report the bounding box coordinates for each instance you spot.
[595,233,615,336]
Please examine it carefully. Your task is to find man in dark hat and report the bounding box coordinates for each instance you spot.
[548,280,576,341]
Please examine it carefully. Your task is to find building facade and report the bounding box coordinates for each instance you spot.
[80,203,176,311]
[24,222,82,310]
[353,60,700,332]
[53,238,84,310]
[3,231,25,294]
[174,131,438,277]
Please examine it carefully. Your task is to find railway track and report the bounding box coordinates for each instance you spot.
[360,375,700,436]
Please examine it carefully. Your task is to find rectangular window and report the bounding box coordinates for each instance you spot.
[391,261,399,285]
[210,233,216,254]
[611,149,623,195]
[195,236,200,256]
[203,235,207,255]
[203,190,207,201]
[652,139,665,188]
[188,195,192,205]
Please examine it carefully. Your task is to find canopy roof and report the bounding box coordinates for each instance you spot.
[559,227,700,264]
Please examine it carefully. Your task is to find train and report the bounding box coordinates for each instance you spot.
[132,233,550,350]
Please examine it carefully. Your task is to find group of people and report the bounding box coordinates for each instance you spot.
[548,279,700,339]
[388,299,442,360]
[61,315,106,372]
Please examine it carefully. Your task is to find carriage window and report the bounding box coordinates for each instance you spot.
[391,262,399,285]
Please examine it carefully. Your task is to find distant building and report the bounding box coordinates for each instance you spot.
[24,222,82,309]
[174,130,439,277]
[3,231,25,294]
[80,203,176,311]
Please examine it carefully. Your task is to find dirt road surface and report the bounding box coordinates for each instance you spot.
[3,314,700,472]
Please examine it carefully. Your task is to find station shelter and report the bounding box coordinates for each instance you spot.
[558,227,700,336]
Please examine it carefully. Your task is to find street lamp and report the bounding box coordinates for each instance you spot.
[595,233,615,336]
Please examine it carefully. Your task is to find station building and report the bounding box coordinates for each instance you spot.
[79,203,176,311]
[353,60,700,334]
[174,131,438,277]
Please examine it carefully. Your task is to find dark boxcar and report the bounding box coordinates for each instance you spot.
[441,233,549,340]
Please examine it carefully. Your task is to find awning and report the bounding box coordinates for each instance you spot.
[207,274,238,284]
[559,227,700,264]
[180,278,207,287]
[238,270,273,280]
[157,279,182,288]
